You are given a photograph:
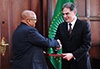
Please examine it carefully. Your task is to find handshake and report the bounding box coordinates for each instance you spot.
[56,39,62,50]
[44,39,74,61]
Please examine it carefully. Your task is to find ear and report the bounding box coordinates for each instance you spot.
[74,11,76,15]
[26,19,30,24]
[28,20,30,23]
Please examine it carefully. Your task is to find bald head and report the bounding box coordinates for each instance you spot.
[21,10,37,27]
[21,10,36,20]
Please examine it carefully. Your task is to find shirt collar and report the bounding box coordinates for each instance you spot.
[70,16,77,26]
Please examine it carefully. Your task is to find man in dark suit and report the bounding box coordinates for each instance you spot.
[12,10,61,69]
[55,2,92,69]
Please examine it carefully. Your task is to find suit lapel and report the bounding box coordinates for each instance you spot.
[69,19,80,40]
[62,22,69,38]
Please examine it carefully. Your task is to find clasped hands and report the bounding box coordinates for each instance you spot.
[62,53,74,61]
[56,39,74,61]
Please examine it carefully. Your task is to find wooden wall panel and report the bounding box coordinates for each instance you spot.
[31,0,43,35]
[11,0,31,32]
[89,46,100,69]
[75,0,86,17]
[90,21,100,45]
[90,0,100,17]
[43,0,48,37]
[53,0,57,12]
[90,47,100,58]
[0,0,9,69]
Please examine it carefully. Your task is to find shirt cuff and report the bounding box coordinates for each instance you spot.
[73,57,76,60]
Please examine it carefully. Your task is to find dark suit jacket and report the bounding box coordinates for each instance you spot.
[12,22,60,69]
[55,19,91,69]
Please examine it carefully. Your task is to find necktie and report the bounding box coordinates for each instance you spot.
[69,23,72,35]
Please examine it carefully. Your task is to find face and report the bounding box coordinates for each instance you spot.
[27,15,37,27]
[63,8,76,23]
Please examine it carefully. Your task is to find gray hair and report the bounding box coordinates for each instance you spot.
[62,2,77,12]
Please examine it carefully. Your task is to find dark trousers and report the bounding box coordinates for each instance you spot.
[62,59,70,69]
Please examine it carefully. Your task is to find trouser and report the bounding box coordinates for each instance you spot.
[62,59,70,69]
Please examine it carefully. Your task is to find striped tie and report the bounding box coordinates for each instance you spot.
[69,23,72,35]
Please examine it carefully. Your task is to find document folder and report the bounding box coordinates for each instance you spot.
[44,53,65,57]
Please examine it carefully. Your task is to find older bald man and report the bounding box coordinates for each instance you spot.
[12,10,61,69]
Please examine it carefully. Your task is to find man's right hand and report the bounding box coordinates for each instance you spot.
[56,39,62,50]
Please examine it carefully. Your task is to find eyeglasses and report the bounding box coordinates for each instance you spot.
[27,19,37,21]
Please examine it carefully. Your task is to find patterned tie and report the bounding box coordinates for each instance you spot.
[69,23,72,35]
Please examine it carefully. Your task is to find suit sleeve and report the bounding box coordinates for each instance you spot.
[73,23,92,61]
[27,28,60,48]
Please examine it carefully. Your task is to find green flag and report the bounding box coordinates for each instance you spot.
[47,0,77,69]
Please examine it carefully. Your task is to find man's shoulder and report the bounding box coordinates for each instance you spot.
[16,22,37,33]
[29,27,37,32]
[57,22,66,29]
[76,19,88,25]
[77,19,88,23]
[59,22,66,26]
